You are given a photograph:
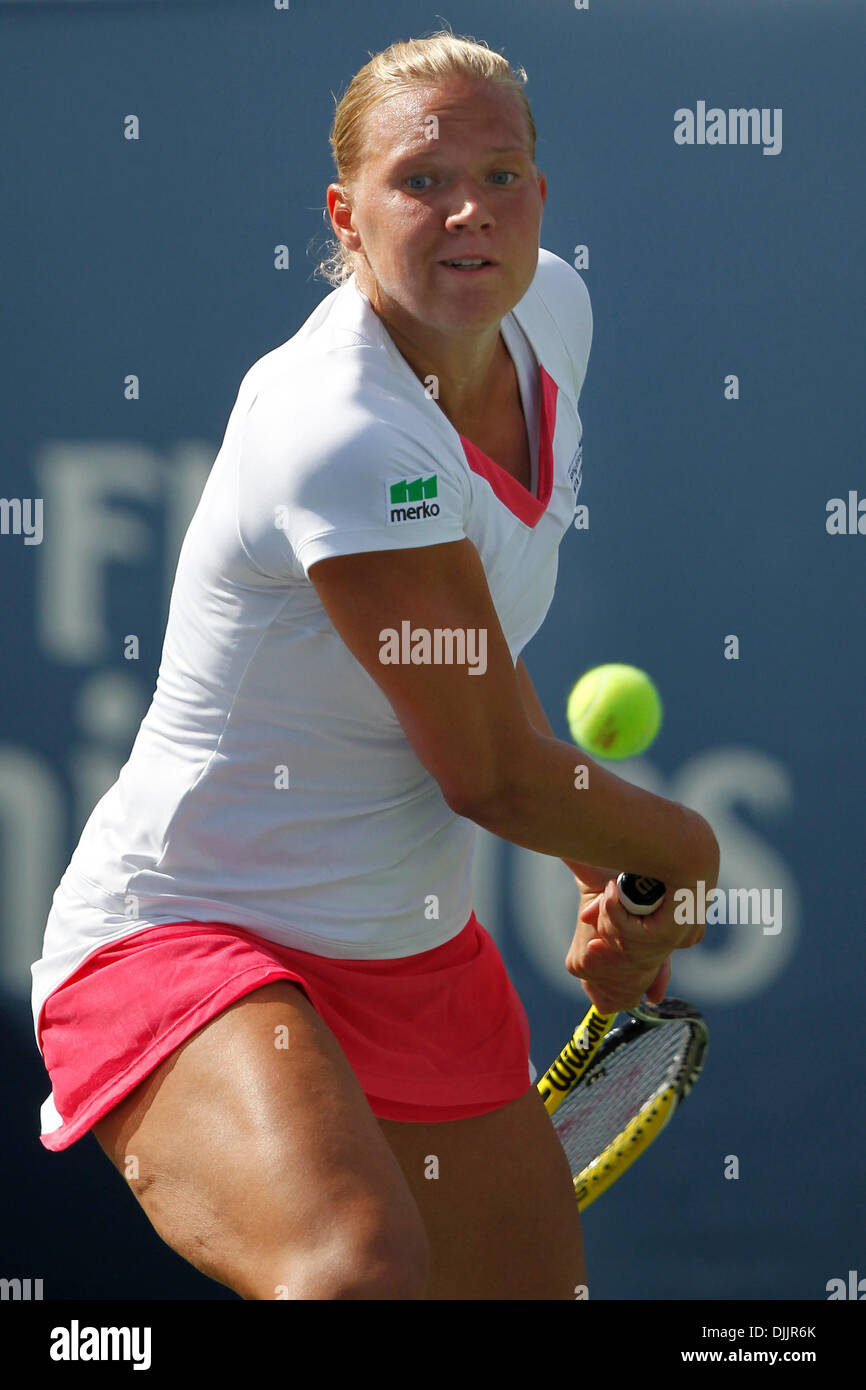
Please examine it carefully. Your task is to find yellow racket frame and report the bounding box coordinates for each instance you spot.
[537,1000,705,1211]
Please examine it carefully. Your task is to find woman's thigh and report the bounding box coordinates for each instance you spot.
[91,980,429,1300]
[377,1086,586,1300]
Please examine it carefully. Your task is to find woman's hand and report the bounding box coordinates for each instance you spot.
[565,868,677,1014]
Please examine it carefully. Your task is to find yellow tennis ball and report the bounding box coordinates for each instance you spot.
[566,663,662,760]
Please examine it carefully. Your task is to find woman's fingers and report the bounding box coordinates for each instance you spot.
[644,957,672,1004]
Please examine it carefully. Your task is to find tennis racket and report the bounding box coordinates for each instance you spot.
[537,872,708,1211]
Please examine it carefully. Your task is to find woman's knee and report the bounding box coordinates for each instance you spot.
[244,1199,431,1300]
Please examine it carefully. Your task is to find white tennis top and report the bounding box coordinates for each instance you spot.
[30,246,592,1046]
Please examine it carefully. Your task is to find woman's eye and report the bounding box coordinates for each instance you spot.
[404,170,518,191]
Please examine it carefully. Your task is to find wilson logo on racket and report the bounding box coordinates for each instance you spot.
[537,1013,609,1100]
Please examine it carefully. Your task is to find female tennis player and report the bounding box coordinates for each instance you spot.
[30,30,719,1300]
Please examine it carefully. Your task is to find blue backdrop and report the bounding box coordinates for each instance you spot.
[2,0,863,1301]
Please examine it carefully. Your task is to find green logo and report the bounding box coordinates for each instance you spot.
[389,476,438,504]
[386,475,441,525]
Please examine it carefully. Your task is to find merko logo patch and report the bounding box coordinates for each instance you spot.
[386,475,440,524]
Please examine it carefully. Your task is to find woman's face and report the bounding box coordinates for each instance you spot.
[330,77,546,334]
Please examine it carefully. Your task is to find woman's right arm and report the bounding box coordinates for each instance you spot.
[308,537,719,895]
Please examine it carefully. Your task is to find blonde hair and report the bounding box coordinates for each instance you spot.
[312,26,537,288]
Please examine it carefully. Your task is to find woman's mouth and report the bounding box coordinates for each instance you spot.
[438,259,497,274]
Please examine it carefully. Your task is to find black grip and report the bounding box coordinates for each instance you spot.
[616,872,666,915]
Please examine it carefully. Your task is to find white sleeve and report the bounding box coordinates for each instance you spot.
[534,249,593,401]
[236,387,469,581]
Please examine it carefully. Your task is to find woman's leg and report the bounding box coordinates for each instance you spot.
[92,980,429,1300]
[377,1086,586,1300]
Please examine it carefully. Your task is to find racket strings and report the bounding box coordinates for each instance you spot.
[552,1022,695,1175]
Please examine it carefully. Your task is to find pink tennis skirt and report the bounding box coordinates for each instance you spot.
[37,912,534,1150]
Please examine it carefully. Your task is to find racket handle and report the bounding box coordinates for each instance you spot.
[616,872,666,915]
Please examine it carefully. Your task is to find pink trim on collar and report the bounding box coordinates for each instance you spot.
[458,364,558,527]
